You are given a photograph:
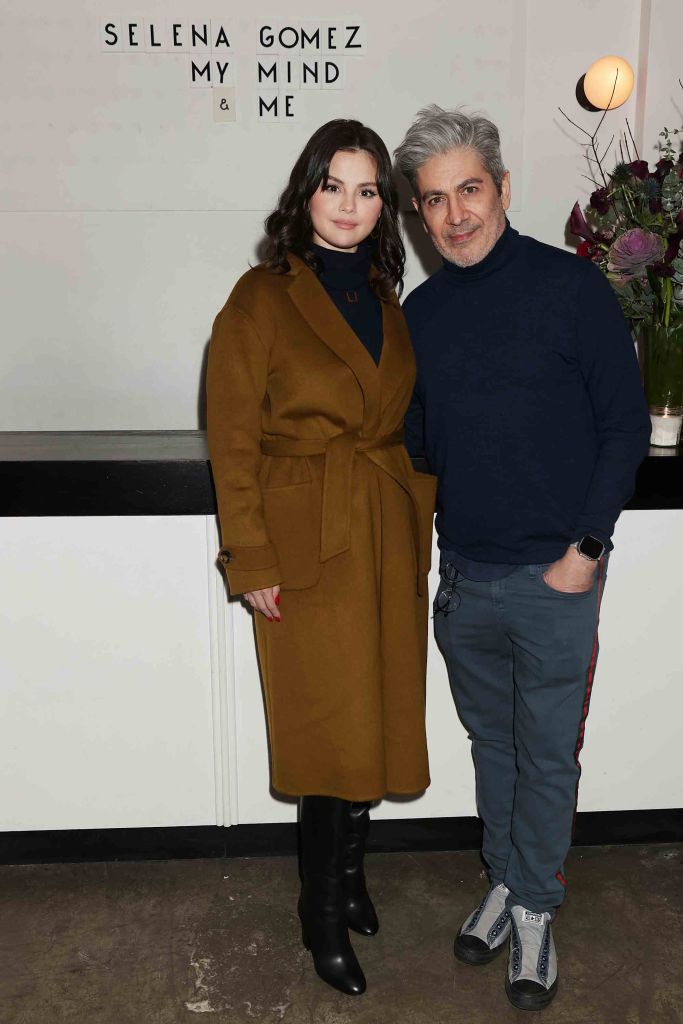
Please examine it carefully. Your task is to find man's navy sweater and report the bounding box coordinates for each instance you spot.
[403,221,651,563]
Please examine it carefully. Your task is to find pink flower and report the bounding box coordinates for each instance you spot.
[607,228,665,280]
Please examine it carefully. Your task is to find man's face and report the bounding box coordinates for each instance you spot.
[412,148,510,267]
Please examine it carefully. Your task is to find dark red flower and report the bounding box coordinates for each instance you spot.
[653,262,675,278]
[577,240,600,260]
[590,188,611,215]
[649,196,663,214]
[677,211,683,231]
[663,233,679,264]
[654,158,674,182]
[569,202,596,242]
[628,160,649,179]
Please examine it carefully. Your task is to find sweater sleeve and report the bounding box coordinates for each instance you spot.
[573,265,651,548]
[206,303,283,595]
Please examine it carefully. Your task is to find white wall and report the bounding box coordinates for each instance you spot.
[640,0,683,164]
[3,0,681,429]
[0,516,222,830]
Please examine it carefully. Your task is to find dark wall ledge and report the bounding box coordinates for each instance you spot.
[0,431,681,516]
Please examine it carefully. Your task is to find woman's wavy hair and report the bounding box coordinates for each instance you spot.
[262,119,405,298]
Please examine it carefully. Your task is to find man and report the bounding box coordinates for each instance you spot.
[395,106,651,1012]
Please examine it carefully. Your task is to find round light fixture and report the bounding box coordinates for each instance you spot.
[583,56,634,110]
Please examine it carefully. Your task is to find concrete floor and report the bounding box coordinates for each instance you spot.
[1,844,681,1024]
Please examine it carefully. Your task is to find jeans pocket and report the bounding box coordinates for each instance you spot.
[536,566,597,599]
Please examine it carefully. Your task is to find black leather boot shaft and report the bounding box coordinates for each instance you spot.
[299,796,366,996]
[343,802,379,936]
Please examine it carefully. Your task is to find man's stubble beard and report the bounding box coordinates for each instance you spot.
[434,207,507,269]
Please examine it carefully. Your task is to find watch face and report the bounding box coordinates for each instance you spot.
[579,536,604,560]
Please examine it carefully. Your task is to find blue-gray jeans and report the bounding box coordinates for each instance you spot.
[434,556,608,914]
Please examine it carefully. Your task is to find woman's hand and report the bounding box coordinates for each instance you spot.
[245,585,281,621]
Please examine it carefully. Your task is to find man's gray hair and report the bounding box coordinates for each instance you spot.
[394,105,506,198]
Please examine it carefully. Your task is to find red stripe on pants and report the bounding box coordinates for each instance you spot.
[571,558,606,837]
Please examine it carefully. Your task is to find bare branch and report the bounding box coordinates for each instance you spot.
[598,134,615,163]
[558,70,620,190]
[558,106,593,139]
[622,130,632,162]
[603,137,616,166]
[625,118,640,160]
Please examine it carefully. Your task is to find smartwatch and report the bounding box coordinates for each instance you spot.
[573,536,605,561]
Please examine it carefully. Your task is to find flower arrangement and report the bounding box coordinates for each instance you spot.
[567,125,683,327]
[562,88,683,444]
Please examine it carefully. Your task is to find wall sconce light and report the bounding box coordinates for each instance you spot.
[580,56,635,111]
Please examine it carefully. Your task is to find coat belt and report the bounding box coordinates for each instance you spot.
[261,430,405,562]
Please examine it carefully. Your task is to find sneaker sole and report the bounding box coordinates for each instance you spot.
[454,934,508,966]
[505,975,559,1011]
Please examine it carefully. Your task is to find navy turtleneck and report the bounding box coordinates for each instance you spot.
[310,241,383,366]
[425,221,523,578]
[402,219,650,573]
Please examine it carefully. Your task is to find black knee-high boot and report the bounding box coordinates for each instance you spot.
[298,796,366,996]
[343,802,379,936]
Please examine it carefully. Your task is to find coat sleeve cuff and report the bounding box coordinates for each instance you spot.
[217,543,283,596]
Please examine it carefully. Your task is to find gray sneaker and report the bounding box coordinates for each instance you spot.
[454,882,512,965]
[506,905,559,1011]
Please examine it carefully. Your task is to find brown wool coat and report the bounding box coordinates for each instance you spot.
[206,254,437,800]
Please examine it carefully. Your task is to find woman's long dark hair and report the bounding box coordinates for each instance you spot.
[262,119,405,298]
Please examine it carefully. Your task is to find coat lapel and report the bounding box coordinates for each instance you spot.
[377,294,415,419]
[287,254,381,433]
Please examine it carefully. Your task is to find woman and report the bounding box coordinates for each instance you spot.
[206,120,436,996]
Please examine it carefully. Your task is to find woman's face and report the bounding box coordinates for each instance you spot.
[309,149,383,252]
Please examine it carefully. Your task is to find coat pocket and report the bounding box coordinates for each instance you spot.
[263,479,322,591]
[407,471,438,576]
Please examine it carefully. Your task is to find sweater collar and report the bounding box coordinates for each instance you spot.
[442,219,518,282]
[309,241,373,291]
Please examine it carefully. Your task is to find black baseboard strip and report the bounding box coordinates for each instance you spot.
[0,810,680,865]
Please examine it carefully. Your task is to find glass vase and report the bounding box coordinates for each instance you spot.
[642,321,683,447]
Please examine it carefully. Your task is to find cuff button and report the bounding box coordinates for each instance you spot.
[219,551,233,564]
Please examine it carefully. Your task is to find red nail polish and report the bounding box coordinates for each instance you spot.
[268,616,274,622]
[275,595,280,606]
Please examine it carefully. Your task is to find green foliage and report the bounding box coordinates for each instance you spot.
[662,170,683,212]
